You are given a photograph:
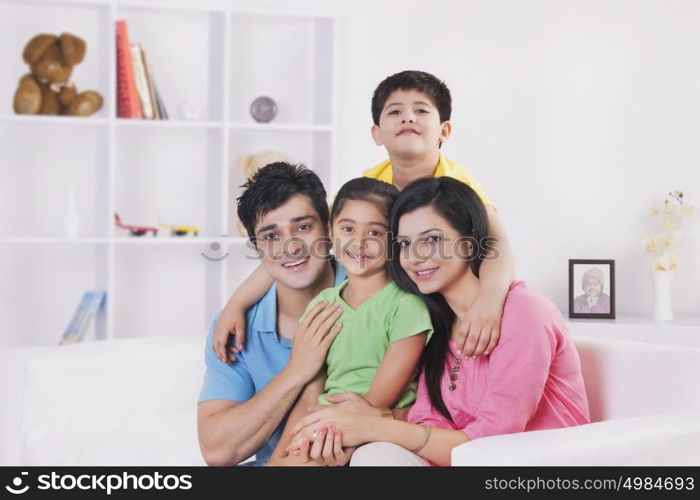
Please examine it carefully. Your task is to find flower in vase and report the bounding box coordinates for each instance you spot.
[642,190,693,271]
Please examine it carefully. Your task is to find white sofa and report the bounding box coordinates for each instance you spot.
[1,334,699,466]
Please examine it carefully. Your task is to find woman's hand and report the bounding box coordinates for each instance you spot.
[287,393,376,450]
[455,291,503,358]
[288,408,371,451]
[289,427,356,466]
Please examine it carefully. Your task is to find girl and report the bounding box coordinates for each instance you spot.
[267,177,433,466]
[287,177,590,466]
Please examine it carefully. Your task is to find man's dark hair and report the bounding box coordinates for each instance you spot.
[237,162,329,243]
[371,70,452,126]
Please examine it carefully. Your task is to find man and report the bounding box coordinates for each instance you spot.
[197,162,346,466]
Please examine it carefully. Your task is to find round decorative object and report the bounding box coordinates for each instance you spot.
[179,100,200,121]
[250,96,278,123]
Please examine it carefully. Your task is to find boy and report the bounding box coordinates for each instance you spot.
[197,162,347,466]
[213,70,514,365]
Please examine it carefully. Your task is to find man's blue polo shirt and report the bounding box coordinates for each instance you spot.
[198,264,346,465]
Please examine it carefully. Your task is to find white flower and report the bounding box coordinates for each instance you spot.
[643,190,692,270]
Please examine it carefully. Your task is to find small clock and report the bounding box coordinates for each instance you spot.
[250,96,278,123]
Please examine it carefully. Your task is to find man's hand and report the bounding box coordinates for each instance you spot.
[213,307,246,363]
[285,301,343,384]
[267,448,321,467]
[455,291,503,358]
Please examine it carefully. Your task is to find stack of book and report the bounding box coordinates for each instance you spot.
[116,20,169,119]
[60,291,107,345]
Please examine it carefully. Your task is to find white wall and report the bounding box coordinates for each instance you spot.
[33,0,700,317]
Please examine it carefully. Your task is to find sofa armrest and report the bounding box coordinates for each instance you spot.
[452,411,700,466]
[0,336,206,465]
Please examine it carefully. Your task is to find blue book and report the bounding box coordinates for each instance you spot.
[74,291,106,342]
[60,292,94,345]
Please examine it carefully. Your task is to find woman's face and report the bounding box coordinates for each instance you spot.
[331,199,389,278]
[583,278,602,297]
[395,205,471,295]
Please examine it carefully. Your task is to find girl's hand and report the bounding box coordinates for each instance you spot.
[455,292,503,358]
[308,392,381,417]
[213,307,246,363]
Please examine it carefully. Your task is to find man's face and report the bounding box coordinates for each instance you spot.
[371,88,452,159]
[253,194,330,290]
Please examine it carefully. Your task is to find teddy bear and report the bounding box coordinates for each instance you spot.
[13,33,103,117]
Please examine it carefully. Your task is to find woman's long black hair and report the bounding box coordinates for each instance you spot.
[388,177,491,422]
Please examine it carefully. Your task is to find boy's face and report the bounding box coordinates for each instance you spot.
[253,194,331,290]
[371,88,452,160]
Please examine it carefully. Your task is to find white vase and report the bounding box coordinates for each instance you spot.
[651,270,674,321]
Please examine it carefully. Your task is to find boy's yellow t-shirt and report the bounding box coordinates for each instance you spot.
[363,152,493,206]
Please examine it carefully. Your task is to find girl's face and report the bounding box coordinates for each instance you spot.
[395,205,471,295]
[332,199,389,278]
[583,278,602,297]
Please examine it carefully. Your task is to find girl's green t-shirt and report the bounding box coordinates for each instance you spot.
[302,280,433,408]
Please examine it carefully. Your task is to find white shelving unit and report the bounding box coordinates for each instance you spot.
[0,0,336,349]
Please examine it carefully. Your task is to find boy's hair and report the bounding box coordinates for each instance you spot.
[237,162,329,243]
[371,70,452,126]
[330,177,399,224]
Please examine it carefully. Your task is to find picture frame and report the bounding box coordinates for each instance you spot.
[568,259,616,319]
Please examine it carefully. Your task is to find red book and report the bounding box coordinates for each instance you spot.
[116,20,142,118]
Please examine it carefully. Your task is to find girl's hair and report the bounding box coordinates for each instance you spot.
[330,177,399,224]
[388,177,490,422]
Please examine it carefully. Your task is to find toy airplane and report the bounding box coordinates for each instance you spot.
[158,220,200,237]
[114,213,158,237]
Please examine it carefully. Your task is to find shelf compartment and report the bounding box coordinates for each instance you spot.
[113,244,211,338]
[228,13,333,126]
[0,0,112,118]
[114,5,226,122]
[114,126,223,240]
[0,244,106,350]
[0,122,109,238]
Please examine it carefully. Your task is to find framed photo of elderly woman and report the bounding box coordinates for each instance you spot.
[568,259,616,319]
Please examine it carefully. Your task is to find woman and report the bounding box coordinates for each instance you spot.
[286,177,590,466]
